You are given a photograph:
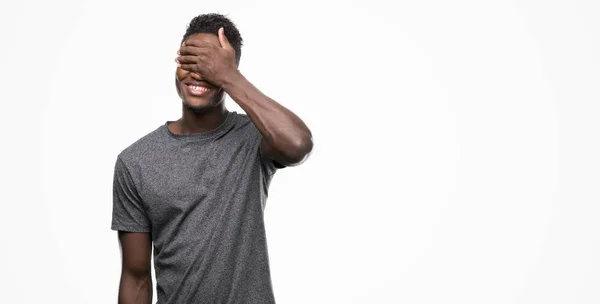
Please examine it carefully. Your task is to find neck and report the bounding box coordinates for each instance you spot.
[172,103,228,135]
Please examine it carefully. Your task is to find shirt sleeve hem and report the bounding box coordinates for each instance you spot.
[111,222,151,233]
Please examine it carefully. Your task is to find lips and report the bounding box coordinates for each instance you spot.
[184,81,213,97]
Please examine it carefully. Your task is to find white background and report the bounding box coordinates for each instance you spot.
[1,0,599,303]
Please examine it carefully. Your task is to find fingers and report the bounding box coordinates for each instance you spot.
[178,40,214,59]
[218,27,232,49]
[179,63,196,71]
[178,45,210,57]
[181,39,216,49]
[175,55,198,64]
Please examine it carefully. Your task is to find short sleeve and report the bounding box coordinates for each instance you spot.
[251,128,286,175]
[259,144,286,175]
[111,156,151,232]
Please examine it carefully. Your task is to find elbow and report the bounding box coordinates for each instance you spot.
[283,134,313,166]
[298,135,314,160]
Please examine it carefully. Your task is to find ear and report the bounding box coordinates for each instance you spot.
[218,27,233,50]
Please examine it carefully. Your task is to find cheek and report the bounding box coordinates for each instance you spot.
[175,68,185,81]
[175,69,185,95]
[175,78,183,97]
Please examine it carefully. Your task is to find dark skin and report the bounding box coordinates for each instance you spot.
[172,28,313,164]
[117,27,313,304]
[117,231,152,304]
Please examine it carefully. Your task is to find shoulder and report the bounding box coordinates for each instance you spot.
[229,111,261,138]
[230,112,287,170]
[117,124,167,166]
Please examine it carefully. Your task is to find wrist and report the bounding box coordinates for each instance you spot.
[221,70,245,91]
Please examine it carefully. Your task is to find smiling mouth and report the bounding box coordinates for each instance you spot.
[185,84,212,96]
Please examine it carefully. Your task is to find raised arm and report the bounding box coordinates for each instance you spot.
[117,231,153,304]
[176,27,313,166]
[222,71,313,167]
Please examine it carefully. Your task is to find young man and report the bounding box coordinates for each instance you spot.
[111,13,312,304]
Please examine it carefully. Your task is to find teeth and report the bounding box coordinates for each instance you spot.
[190,85,209,92]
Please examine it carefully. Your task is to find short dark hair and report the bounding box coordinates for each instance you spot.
[182,13,243,64]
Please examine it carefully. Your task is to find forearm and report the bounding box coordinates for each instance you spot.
[222,71,313,162]
[118,273,152,304]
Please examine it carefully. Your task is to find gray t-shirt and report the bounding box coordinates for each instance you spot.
[111,110,284,304]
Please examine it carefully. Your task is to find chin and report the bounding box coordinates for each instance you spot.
[183,101,210,113]
[182,98,221,113]
[185,97,211,107]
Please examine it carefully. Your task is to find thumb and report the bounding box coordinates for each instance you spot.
[218,27,232,49]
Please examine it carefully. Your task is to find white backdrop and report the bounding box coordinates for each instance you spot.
[1,0,599,303]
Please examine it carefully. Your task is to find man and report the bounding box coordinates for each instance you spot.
[111,13,313,304]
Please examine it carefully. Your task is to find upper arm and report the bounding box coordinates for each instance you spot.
[111,157,151,232]
[260,136,313,168]
[260,138,288,169]
[118,231,152,278]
